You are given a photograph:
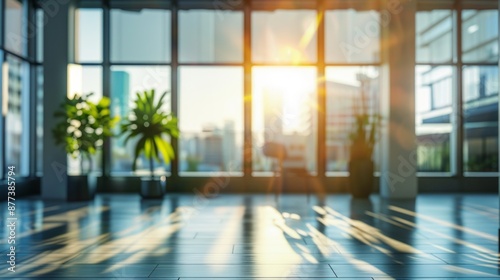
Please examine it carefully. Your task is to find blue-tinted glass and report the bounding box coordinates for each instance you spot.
[415,66,453,172]
[416,10,454,63]
[5,55,29,176]
[5,0,25,56]
[462,66,498,172]
[76,9,103,62]
[36,66,43,175]
[110,66,171,175]
[462,10,498,63]
[36,9,43,62]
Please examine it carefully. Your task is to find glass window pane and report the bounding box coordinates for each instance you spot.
[325,66,380,173]
[110,66,171,174]
[325,10,380,63]
[462,10,498,63]
[36,66,43,175]
[76,9,102,62]
[416,10,454,63]
[179,10,243,63]
[67,65,103,102]
[66,65,103,175]
[415,66,453,172]
[179,66,243,174]
[36,9,43,62]
[111,9,171,63]
[5,0,25,56]
[68,64,102,175]
[463,66,498,172]
[252,66,317,174]
[252,10,317,63]
[5,55,29,176]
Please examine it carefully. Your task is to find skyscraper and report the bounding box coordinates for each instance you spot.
[111,71,130,120]
[111,70,130,171]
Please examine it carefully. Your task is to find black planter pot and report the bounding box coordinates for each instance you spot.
[140,177,166,199]
[67,175,96,201]
[348,159,374,198]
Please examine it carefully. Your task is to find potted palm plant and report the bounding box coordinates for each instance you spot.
[348,77,382,198]
[52,93,118,201]
[121,89,179,199]
[349,113,381,198]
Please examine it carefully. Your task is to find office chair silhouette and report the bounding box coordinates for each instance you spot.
[262,142,287,199]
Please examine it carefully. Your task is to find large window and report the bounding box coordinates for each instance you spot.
[326,67,380,172]
[63,1,500,186]
[67,65,103,174]
[416,7,499,175]
[179,67,244,174]
[251,8,319,177]
[252,67,317,174]
[325,9,381,175]
[5,55,30,176]
[110,66,171,174]
[416,10,455,173]
[0,0,41,179]
[461,9,498,173]
[463,66,498,172]
[178,9,244,175]
[415,66,453,172]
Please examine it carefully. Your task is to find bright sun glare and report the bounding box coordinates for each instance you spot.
[253,67,317,134]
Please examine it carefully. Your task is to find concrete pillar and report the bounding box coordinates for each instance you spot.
[379,0,418,199]
[42,0,76,200]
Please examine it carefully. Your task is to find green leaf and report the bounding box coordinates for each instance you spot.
[98,97,111,107]
[144,137,152,160]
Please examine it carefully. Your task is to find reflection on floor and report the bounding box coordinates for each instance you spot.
[0,193,498,279]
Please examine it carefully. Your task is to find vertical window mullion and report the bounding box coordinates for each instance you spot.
[20,58,29,176]
[456,1,464,178]
[171,0,179,180]
[102,1,111,179]
[244,0,252,180]
[28,2,37,176]
[317,0,326,177]
[0,0,4,48]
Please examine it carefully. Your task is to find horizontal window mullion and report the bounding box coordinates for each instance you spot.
[461,62,499,67]
[1,49,36,64]
[109,62,172,66]
[178,63,244,67]
[324,63,382,67]
[75,62,105,66]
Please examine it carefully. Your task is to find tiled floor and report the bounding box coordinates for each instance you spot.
[0,193,498,279]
